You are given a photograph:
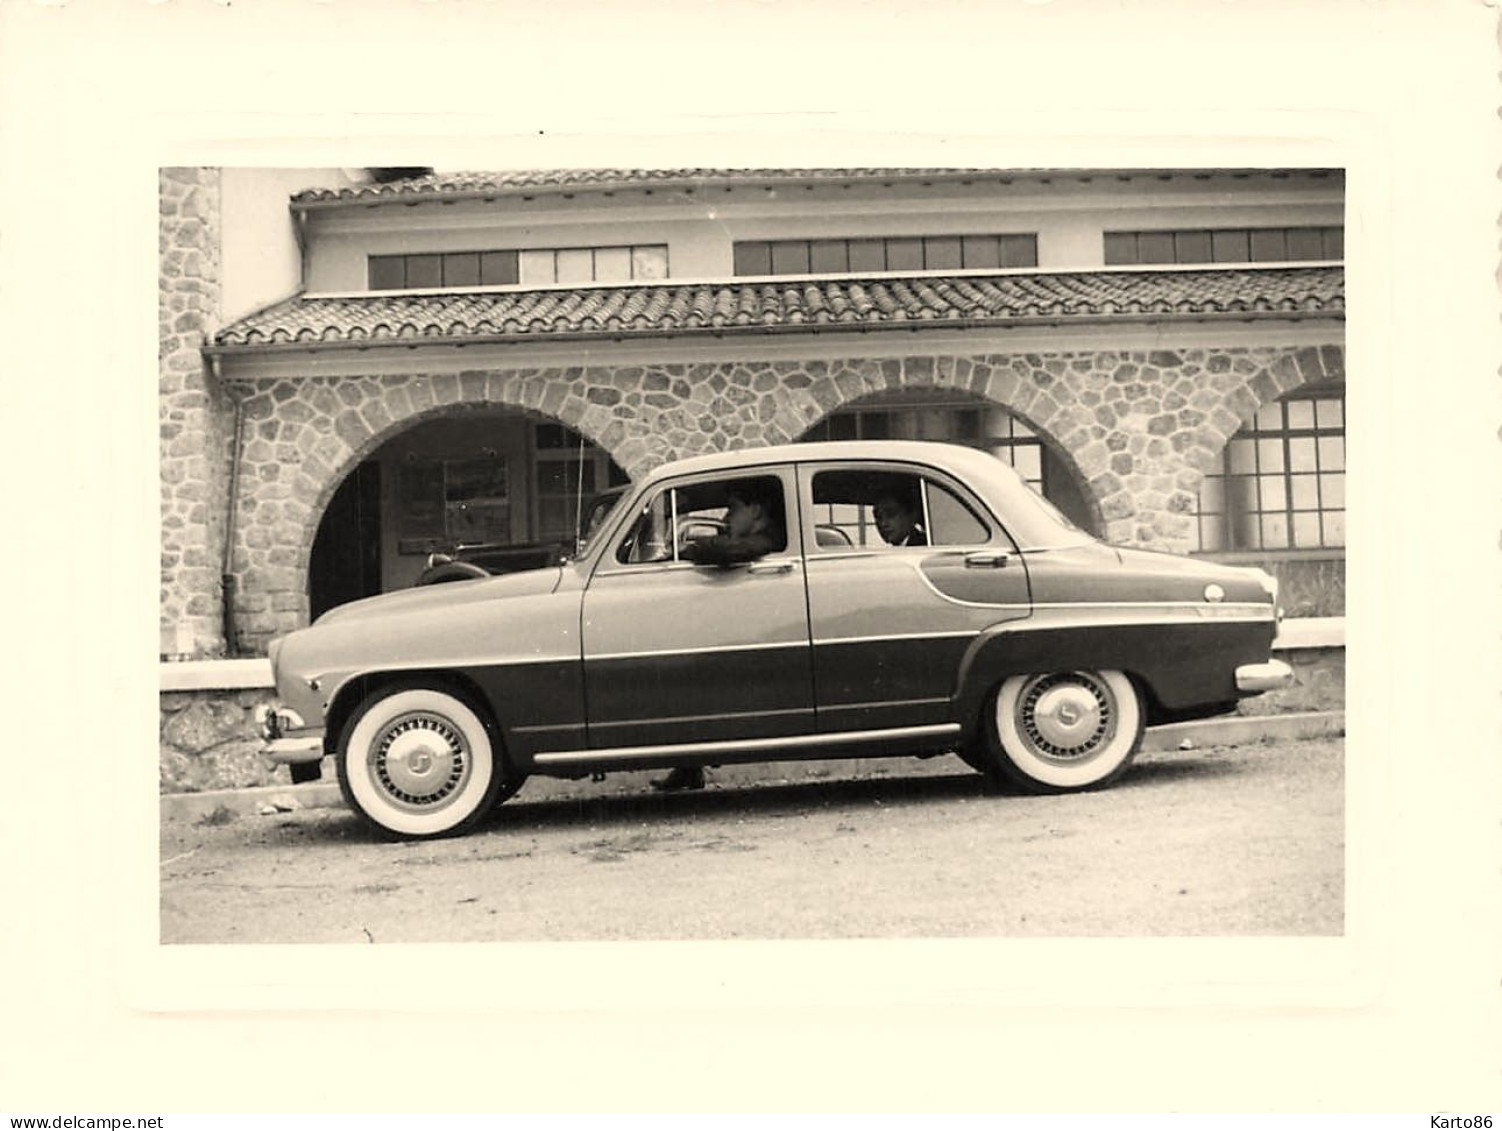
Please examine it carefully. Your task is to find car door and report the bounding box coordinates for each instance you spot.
[799,461,1032,733]
[580,466,814,750]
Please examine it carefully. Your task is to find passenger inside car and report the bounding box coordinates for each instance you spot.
[873,488,928,547]
[679,478,787,566]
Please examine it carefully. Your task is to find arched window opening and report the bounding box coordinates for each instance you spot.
[797,387,1096,534]
[1195,387,1345,554]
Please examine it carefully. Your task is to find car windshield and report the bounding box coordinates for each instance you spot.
[573,487,629,557]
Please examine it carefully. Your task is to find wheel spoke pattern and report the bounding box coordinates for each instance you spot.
[370,711,470,812]
[1014,672,1116,764]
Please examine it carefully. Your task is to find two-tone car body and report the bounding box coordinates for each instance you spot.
[259,440,1291,838]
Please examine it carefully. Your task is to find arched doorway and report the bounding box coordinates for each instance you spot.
[797,387,1098,534]
[309,410,627,618]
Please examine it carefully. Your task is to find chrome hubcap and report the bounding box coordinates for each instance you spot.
[372,713,469,810]
[1017,674,1114,762]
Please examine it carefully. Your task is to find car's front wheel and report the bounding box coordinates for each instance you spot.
[982,669,1145,792]
[336,685,515,838]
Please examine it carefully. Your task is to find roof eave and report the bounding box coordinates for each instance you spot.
[205,307,1344,358]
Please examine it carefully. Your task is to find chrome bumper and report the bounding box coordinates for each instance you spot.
[255,705,326,764]
[1235,658,1294,693]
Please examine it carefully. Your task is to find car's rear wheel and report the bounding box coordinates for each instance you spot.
[982,669,1145,792]
[336,685,516,838]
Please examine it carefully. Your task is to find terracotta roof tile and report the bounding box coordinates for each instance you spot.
[293,169,1009,204]
[212,267,1343,351]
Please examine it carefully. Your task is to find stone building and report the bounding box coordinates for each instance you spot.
[161,167,1345,660]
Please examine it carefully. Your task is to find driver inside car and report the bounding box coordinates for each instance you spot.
[678,480,786,567]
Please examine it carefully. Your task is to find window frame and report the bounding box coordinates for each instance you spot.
[1194,388,1346,560]
[798,461,1007,557]
[597,467,800,576]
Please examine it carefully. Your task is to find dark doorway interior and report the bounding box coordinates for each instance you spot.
[309,460,382,620]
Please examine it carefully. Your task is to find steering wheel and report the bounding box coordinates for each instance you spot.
[416,561,490,585]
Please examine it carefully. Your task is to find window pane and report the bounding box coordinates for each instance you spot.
[1257,438,1285,473]
[924,237,963,270]
[593,246,632,283]
[849,239,886,272]
[1198,514,1226,552]
[1211,230,1250,263]
[1232,506,1258,549]
[770,241,811,275]
[1292,512,1323,548]
[999,234,1038,267]
[1316,398,1344,428]
[1226,476,1257,515]
[1250,229,1289,262]
[963,236,1001,269]
[1286,228,1325,260]
[861,413,890,440]
[1259,514,1289,549]
[555,248,594,284]
[809,240,848,274]
[1198,475,1226,514]
[1323,512,1346,546]
[405,255,442,288]
[1137,232,1174,264]
[1285,399,1315,429]
[1228,440,1256,475]
[519,249,556,284]
[1290,474,1320,509]
[734,242,772,276]
[1012,446,1043,482]
[1103,232,1137,265]
[885,238,923,271]
[480,251,518,286]
[1318,436,1345,471]
[442,253,480,287]
[632,245,668,279]
[369,256,405,290]
[924,481,988,546]
[1174,231,1212,264]
[1257,475,1287,512]
[1255,403,1283,430]
[1289,436,1317,473]
[1320,473,1344,508]
[1323,227,1344,259]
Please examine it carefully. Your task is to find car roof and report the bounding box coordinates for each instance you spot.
[641,439,1002,483]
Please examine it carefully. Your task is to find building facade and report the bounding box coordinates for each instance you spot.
[160,167,1345,659]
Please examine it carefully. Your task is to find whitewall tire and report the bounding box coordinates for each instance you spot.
[337,686,508,838]
[988,669,1145,792]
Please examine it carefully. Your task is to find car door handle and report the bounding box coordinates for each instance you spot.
[748,560,797,575]
[964,551,1010,569]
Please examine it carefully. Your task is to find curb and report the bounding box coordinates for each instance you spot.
[161,710,1344,825]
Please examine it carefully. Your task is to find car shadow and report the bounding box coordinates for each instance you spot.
[280,752,1247,845]
[486,770,988,834]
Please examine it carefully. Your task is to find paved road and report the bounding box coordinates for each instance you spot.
[160,737,1343,943]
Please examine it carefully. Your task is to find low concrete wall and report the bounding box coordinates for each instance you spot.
[157,622,1345,794]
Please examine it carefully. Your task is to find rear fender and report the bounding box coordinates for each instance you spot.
[953,618,1277,735]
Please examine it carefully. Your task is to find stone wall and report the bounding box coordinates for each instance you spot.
[217,343,1341,653]
[159,168,230,657]
[160,687,284,792]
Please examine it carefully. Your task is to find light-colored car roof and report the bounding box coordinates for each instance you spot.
[630,440,1091,550]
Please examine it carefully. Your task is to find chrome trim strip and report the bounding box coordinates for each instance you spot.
[535,723,963,764]
[590,706,812,731]
[587,639,809,662]
[813,630,980,647]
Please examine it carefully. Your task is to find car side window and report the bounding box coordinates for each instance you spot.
[614,474,789,565]
[809,469,991,550]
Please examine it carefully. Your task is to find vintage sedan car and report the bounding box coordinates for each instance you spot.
[259,440,1291,838]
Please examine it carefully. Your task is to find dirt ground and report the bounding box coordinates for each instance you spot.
[160,736,1343,943]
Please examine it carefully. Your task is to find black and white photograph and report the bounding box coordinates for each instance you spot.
[3,0,1498,1117]
[158,165,1347,943]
